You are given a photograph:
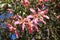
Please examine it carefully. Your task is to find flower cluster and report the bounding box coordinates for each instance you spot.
[0,0,53,40]
[7,4,49,37]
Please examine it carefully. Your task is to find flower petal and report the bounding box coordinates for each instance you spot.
[14,15,22,19]
[30,8,36,14]
[27,15,33,19]
[40,17,46,24]
[38,8,41,12]
[33,18,38,24]
[14,21,21,25]
[39,9,48,14]
[42,4,45,8]
[35,26,39,32]
[43,9,48,14]
[42,15,49,19]
[7,24,16,32]
[29,27,33,34]
[22,23,25,32]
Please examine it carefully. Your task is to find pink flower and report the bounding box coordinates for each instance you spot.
[28,21,34,34]
[32,18,38,24]
[26,18,31,22]
[30,8,36,14]
[42,4,45,8]
[7,24,16,32]
[29,27,34,34]
[22,0,30,7]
